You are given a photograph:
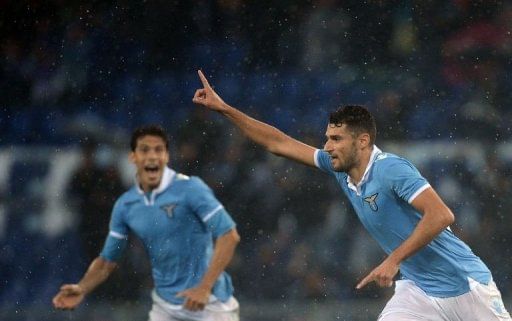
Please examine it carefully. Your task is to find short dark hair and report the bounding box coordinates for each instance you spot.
[130,125,170,151]
[329,105,377,145]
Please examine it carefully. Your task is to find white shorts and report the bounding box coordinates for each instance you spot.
[378,279,511,321]
[148,290,239,321]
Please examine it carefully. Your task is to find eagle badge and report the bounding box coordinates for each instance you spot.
[161,203,177,218]
[364,193,379,212]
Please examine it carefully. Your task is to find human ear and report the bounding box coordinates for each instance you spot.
[359,133,371,148]
[129,152,136,164]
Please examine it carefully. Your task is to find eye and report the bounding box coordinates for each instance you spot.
[138,146,150,153]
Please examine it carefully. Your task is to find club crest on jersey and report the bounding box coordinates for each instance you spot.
[364,193,379,211]
[161,203,177,218]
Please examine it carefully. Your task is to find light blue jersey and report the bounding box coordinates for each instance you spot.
[315,146,491,297]
[100,167,236,304]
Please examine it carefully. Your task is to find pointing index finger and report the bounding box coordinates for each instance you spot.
[356,274,371,289]
[197,70,212,89]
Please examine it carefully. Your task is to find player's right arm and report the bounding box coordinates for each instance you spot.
[53,197,129,310]
[52,257,117,309]
[192,70,317,167]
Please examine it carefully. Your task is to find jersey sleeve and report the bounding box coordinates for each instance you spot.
[314,149,336,176]
[187,177,236,238]
[379,158,430,204]
[100,198,129,262]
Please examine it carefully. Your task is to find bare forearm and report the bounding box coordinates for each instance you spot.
[193,71,317,166]
[199,229,240,290]
[78,257,117,294]
[220,103,289,154]
[356,188,455,290]
[388,211,454,265]
[388,187,456,265]
[220,103,317,166]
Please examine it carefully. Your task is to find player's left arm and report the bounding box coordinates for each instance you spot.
[177,228,240,311]
[357,186,455,289]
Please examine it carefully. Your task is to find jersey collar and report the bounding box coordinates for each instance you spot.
[135,167,176,205]
[347,145,382,196]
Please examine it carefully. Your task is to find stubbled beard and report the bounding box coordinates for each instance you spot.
[333,157,356,172]
[333,146,358,173]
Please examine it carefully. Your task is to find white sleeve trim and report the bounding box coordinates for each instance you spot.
[109,230,128,240]
[407,183,431,204]
[202,205,224,222]
[314,149,321,168]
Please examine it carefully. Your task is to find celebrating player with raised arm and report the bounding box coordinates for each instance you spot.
[193,70,511,321]
[53,125,240,321]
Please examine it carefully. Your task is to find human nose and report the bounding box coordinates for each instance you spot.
[324,140,332,152]
[147,148,158,159]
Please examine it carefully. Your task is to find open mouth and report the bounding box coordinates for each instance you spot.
[144,164,160,174]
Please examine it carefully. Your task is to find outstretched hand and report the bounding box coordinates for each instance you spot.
[192,70,228,112]
[52,284,85,310]
[356,257,399,290]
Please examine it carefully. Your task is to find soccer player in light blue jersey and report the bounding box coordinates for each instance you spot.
[193,70,511,321]
[53,125,241,321]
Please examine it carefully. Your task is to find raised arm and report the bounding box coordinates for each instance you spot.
[192,70,317,167]
[52,257,117,310]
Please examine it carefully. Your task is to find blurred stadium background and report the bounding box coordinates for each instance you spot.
[2,1,512,320]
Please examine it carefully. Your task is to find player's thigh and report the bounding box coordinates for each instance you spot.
[378,280,441,321]
[148,302,182,321]
[207,310,239,321]
[206,297,240,321]
[461,280,512,320]
[379,312,431,321]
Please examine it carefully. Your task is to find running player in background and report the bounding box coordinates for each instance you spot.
[53,125,240,321]
[192,70,511,321]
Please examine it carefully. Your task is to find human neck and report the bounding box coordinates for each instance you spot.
[347,147,372,185]
[139,182,158,193]
[141,185,153,193]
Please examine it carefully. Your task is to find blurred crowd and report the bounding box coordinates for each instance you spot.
[2,0,512,310]
[2,0,512,143]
